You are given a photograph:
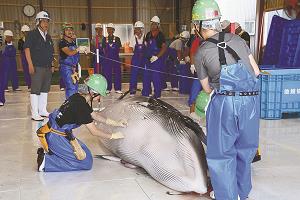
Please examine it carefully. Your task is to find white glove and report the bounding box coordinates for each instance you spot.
[110,132,125,140]
[150,56,158,63]
[117,119,128,127]
[179,60,186,65]
[190,64,196,74]
[77,46,87,53]
[185,56,190,63]
[106,118,128,127]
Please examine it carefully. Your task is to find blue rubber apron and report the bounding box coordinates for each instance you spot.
[103,36,121,91]
[205,32,259,200]
[59,43,80,99]
[2,44,19,90]
[41,109,93,172]
[129,36,146,94]
[142,36,163,98]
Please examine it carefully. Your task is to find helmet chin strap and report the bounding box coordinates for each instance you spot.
[87,87,100,108]
[193,22,204,40]
[63,32,75,41]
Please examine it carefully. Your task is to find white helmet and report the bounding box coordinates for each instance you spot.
[35,11,50,26]
[106,23,115,29]
[4,30,13,37]
[134,21,144,28]
[150,16,160,24]
[95,23,103,29]
[180,31,190,39]
[21,25,30,32]
[35,11,50,21]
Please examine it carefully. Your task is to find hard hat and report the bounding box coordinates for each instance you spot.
[220,20,230,29]
[180,31,190,39]
[3,30,13,37]
[95,23,103,29]
[21,25,30,32]
[106,23,115,29]
[62,22,73,30]
[35,11,50,21]
[86,74,108,97]
[134,21,144,28]
[150,16,160,24]
[192,0,221,22]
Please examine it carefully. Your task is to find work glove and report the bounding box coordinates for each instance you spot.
[179,60,186,65]
[118,119,128,127]
[150,56,158,63]
[185,56,190,63]
[106,118,128,127]
[71,72,79,84]
[110,131,125,140]
[77,46,87,54]
[190,64,196,74]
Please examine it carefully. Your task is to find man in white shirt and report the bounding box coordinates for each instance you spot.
[128,21,146,95]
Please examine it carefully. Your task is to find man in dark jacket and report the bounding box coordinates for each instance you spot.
[24,11,54,121]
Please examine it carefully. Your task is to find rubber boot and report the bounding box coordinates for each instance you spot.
[30,94,44,121]
[38,93,49,117]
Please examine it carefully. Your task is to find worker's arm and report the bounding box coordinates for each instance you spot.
[18,54,23,69]
[91,112,106,123]
[91,112,128,127]
[176,50,182,61]
[24,48,34,74]
[157,43,167,58]
[61,47,79,56]
[200,77,213,94]
[85,122,112,139]
[85,121,125,139]
[248,54,260,77]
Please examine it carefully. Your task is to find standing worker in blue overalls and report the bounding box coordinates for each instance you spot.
[142,16,167,99]
[129,21,146,96]
[188,28,202,113]
[0,40,6,106]
[18,25,31,91]
[102,23,122,94]
[165,31,191,92]
[36,74,127,172]
[1,30,21,92]
[192,0,261,200]
[59,22,84,99]
[93,23,104,74]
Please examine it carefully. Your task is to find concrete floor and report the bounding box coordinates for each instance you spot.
[0,85,299,200]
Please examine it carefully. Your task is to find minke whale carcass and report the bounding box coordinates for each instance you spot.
[96,96,208,194]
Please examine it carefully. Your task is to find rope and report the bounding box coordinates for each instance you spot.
[89,51,199,80]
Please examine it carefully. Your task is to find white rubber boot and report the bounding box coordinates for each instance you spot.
[38,93,49,117]
[30,94,44,121]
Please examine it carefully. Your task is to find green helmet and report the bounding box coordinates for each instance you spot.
[195,91,210,118]
[192,0,221,22]
[86,74,107,96]
[62,22,73,30]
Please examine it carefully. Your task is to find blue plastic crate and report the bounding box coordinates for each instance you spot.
[260,68,300,119]
[262,16,288,65]
[278,19,300,68]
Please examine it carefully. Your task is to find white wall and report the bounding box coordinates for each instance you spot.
[215,0,257,28]
[215,0,257,53]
